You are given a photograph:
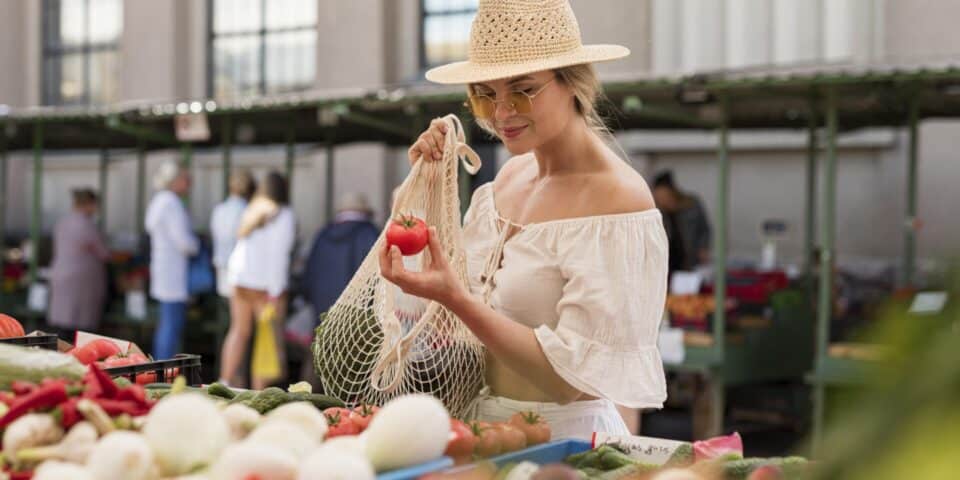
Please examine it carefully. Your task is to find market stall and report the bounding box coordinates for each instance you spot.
[1,60,959,460]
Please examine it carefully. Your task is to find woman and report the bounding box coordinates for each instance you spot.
[379,0,668,439]
[48,189,110,338]
[221,172,296,389]
[145,161,198,359]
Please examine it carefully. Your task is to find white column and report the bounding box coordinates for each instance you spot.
[652,0,683,75]
[681,0,726,73]
[773,0,822,64]
[726,0,773,69]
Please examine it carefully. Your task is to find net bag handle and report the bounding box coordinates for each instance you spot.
[370,114,481,393]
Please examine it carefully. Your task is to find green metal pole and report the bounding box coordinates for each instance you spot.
[285,123,295,195]
[714,97,730,360]
[706,96,731,439]
[136,141,146,241]
[98,146,109,230]
[904,96,919,287]
[805,102,818,278]
[181,143,193,211]
[813,87,839,455]
[29,123,44,284]
[222,116,232,200]
[325,134,335,224]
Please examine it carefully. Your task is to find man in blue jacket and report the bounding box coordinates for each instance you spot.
[303,193,379,319]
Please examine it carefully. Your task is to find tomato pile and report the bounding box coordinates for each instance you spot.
[446,412,552,464]
[68,339,177,385]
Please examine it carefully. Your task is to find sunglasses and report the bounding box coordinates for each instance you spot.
[465,78,556,119]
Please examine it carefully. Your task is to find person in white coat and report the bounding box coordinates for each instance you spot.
[145,161,198,359]
[210,169,255,297]
[220,171,296,389]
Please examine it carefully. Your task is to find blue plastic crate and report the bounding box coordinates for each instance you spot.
[377,456,455,480]
[432,439,592,478]
[487,439,592,468]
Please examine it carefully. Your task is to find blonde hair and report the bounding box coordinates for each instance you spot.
[469,64,618,146]
[237,171,288,238]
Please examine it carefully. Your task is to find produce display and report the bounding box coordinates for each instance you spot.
[424,432,809,480]
[0,313,816,480]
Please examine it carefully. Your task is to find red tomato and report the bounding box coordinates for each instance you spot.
[470,421,502,458]
[385,215,430,256]
[0,314,24,339]
[70,346,99,366]
[444,419,478,463]
[495,423,527,453]
[127,353,150,364]
[349,404,380,432]
[324,407,360,438]
[508,411,551,446]
[88,339,121,360]
[103,356,135,368]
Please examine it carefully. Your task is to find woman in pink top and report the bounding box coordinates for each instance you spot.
[48,189,110,333]
[379,0,669,440]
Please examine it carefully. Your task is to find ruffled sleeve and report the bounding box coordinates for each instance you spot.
[533,211,669,408]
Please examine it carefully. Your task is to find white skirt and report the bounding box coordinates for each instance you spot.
[471,389,630,441]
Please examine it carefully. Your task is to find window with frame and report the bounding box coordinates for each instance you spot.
[209,0,318,99]
[421,0,477,70]
[42,0,123,106]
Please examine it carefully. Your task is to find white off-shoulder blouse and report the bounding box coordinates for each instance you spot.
[462,182,669,409]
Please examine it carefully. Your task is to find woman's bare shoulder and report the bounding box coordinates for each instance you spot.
[588,167,657,215]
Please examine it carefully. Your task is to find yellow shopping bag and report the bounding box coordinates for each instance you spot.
[251,303,281,380]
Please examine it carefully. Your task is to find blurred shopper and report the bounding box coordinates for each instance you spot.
[221,171,296,389]
[145,161,198,359]
[652,170,712,274]
[210,169,255,298]
[303,192,379,317]
[47,188,110,337]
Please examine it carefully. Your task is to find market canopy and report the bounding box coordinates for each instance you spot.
[4,60,960,151]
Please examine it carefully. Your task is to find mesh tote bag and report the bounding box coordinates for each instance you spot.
[313,114,485,417]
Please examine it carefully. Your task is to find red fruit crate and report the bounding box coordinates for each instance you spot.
[0,334,60,351]
[104,354,203,386]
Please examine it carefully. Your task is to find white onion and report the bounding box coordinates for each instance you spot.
[364,394,450,472]
[143,393,230,476]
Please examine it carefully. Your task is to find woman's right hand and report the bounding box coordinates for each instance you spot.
[407,118,449,166]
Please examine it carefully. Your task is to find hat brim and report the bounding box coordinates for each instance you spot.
[424,44,630,85]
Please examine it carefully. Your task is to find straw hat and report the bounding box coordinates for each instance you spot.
[425,0,629,85]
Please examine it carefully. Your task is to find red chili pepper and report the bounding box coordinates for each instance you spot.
[115,385,152,409]
[10,381,36,396]
[88,364,118,399]
[53,398,80,429]
[0,392,15,406]
[0,383,68,429]
[9,470,32,480]
[82,369,103,399]
[92,398,148,417]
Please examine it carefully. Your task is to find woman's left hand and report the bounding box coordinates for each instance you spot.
[379,227,467,308]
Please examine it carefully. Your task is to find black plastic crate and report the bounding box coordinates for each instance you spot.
[104,354,203,386]
[0,334,60,351]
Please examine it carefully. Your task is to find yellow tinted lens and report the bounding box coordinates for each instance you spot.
[469,95,495,118]
[509,91,533,113]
